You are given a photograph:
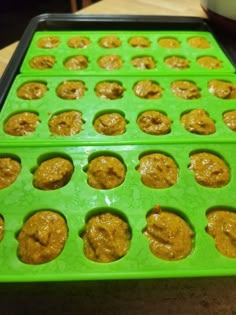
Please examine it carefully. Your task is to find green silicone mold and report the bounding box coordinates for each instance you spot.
[0,143,236,282]
[20,31,235,75]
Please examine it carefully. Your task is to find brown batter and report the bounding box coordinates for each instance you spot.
[143,205,194,260]
[29,55,55,70]
[17,210,68,264]
[131,56,156,70]
[97,55,123,70]
[171,80,200,99]
[48,111,83,136]
[86,155,126,189]
[67,36,90,48]
[180,108,216,135]
[158,38,180,49]
[81,212,131,263]
[223,110,236,131]
[17,82,47,100]
[197,56,222,69]
[33,157,74,190]
[56,81,86,100]
[37,36,60,48]
[128,36,150,48]
[64,55,88,70]
[137,110,171,135]
[136,153,178,189]
[206,209,236,258]
[99,35,121,48]
[95,81,124,100]
[94,112,126,135]
[164,56,189,69]
[0,216,4,241]
[189,152,230,188]
[133,80,163,99]
[4,112,40,136]
[0,157,21,189]
[187,36,210,49]
[208,80,236,99]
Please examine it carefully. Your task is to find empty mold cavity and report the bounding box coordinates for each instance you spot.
[188,150,230,188]
[31,153,74,191]
[79,207,131,263]
[93,110,128,136]
[84,151,126,190]
[136,151,179,189]
[143,204,194,261]
[16,209,68,264]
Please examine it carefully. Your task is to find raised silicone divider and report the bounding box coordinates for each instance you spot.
[20,31,235,75]
[0,143,235,282]
[0,74,235,146]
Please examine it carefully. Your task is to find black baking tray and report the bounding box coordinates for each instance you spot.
[0,13,235,107]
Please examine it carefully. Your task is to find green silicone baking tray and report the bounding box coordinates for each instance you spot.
[0,14,236,282]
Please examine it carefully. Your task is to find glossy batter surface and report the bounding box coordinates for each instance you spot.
[187,36,210,49]
[49,111,83,136]
[208,80,236,99]
[137,110,171,135]
[133,80,162,99]
[143,205,194,260]
[223,110,236,131]
[95,81,124,99]
[0,157,21,189]
[56,81,86,100]
[171,80,200,99]
[4,112,40,136]
[94,112,126,135]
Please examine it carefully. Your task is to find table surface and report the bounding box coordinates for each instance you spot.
[0,1,236,314]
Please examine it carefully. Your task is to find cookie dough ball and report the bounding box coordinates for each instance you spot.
[29,55,55,70]
[97,54,122,70]
[171,80,200,99]
[17,210,68,264]
[81,212,131,263]
[128,36,150,48]
[94,112,126,135]
[208,80,236,99]
[143,205,194,260]
[187,36,210,49]
[206,209,236,258]
[64,55,88,70]
[158,38,180,49]
[197,56,222,69]
[180,108,216,135]
[164,56,189,69]
[67,36,90,48]
[131,56,156,70]
[4,112,40,136]
[95,81,124,100]
[17,82,47,100]
[223,110,236,131]
[189,152,230,188]
[0,157,21,189]
[33,157,74,190]
[99,35,121,48]
[49,111,83,136]
[56,81,86,100]
[137,110,171,135]
[133,80,162,99]
[37,36,60,48]
[0,215,4,241]
[86,155,126,189]
[136,153,178,189]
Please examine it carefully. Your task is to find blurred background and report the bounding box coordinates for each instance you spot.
[0,0,85,48]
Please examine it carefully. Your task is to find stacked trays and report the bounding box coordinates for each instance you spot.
[0,25,236,281]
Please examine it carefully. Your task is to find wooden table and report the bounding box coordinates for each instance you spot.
[0,0,206,77]
[1,1,236,314]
